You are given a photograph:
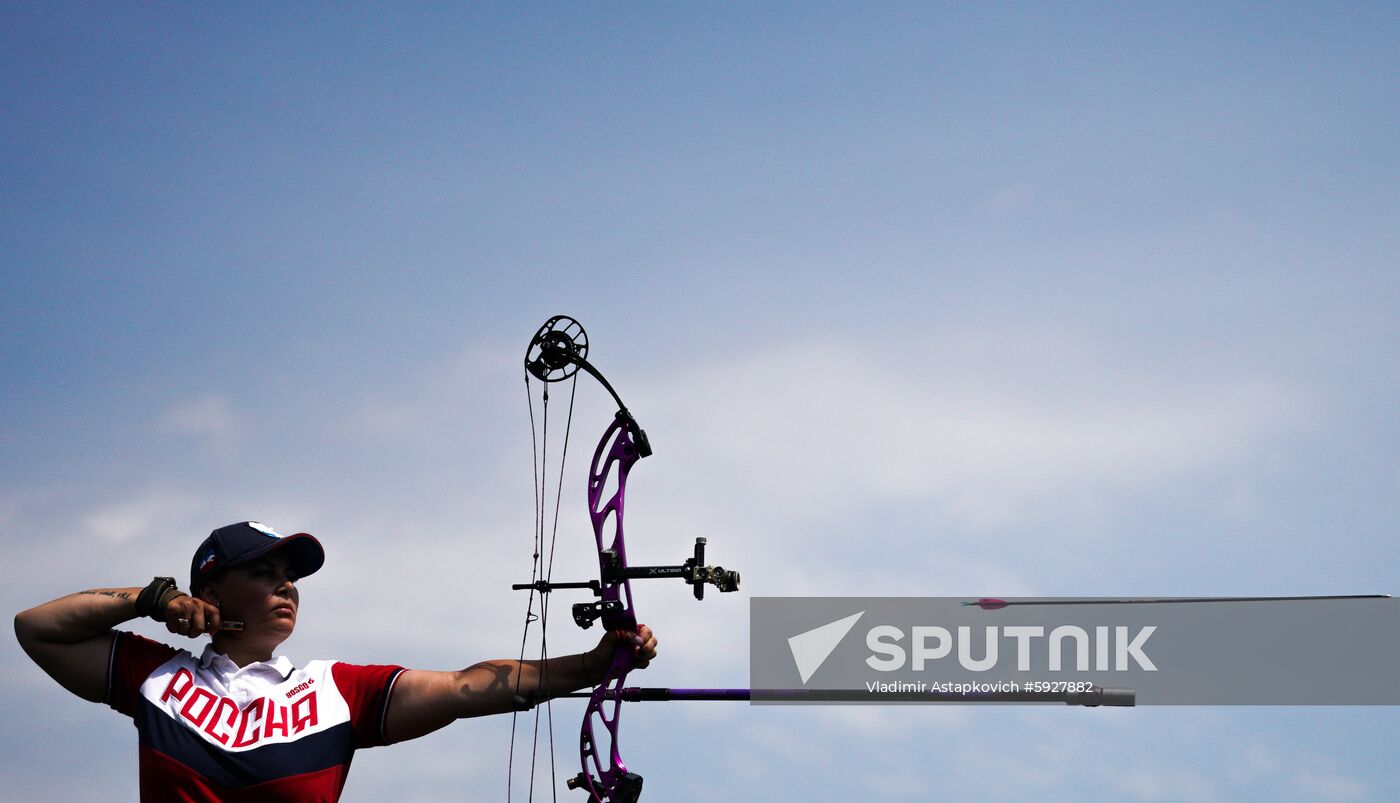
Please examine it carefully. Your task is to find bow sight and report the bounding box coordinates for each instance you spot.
[516,537,742,628]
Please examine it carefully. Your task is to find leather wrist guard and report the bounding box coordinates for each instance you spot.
[135,576,181,622]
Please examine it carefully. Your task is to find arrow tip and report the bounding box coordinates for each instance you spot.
[969,598,1009,610]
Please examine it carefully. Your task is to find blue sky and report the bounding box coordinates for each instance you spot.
[3,3,1398,801]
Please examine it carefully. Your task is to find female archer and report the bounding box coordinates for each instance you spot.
[14,520,657,801]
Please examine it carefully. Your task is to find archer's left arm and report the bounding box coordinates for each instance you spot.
[384,625,657,744]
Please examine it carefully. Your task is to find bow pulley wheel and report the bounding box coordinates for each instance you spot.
[525,315,589,382]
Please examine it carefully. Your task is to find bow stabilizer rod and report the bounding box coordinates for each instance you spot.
[527,685,1136,707]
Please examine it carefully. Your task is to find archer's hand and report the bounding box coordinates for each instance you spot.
[594,624,658,670]
[163,594,223,639]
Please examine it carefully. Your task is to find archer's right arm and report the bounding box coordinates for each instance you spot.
[14,583,215,702]
[14,588,140,702]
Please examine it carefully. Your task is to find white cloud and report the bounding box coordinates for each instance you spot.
[638,330,1313,532]
[0,495,20,531]
[1287,767,1369,801]
[1108,766,1229,802]
[158,395,245,450]
[83,488,206,544]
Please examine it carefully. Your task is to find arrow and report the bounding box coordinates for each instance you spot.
[965,594,1388,610]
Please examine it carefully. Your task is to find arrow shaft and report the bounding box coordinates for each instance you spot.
[971,594,1388,610]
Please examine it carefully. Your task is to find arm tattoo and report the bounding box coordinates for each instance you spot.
[79,590,133,600]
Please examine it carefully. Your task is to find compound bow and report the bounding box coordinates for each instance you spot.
[510,315,741,803]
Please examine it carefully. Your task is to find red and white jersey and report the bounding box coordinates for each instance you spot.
[106,631,404,802]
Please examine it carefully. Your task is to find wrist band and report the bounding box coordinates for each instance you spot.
[158,587,187,611]
[135,577,179,622]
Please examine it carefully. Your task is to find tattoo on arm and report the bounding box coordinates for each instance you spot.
[79,590,133,600]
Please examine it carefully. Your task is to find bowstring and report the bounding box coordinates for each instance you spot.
[508,375,542,802]
[510,370,577,802]
[539,375,576,801]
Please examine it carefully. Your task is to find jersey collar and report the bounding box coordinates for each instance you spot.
[198,644,296,680]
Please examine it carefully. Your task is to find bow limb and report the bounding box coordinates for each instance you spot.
[572,415,645,802]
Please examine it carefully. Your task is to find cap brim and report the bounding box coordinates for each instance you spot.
[232,532,325,581]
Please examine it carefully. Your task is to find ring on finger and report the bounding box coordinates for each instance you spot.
[177,617,190,626]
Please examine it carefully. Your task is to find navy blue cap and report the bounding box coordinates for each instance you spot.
[190,521,325,594]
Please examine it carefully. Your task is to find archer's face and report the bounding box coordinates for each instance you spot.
[209,552,301,641]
